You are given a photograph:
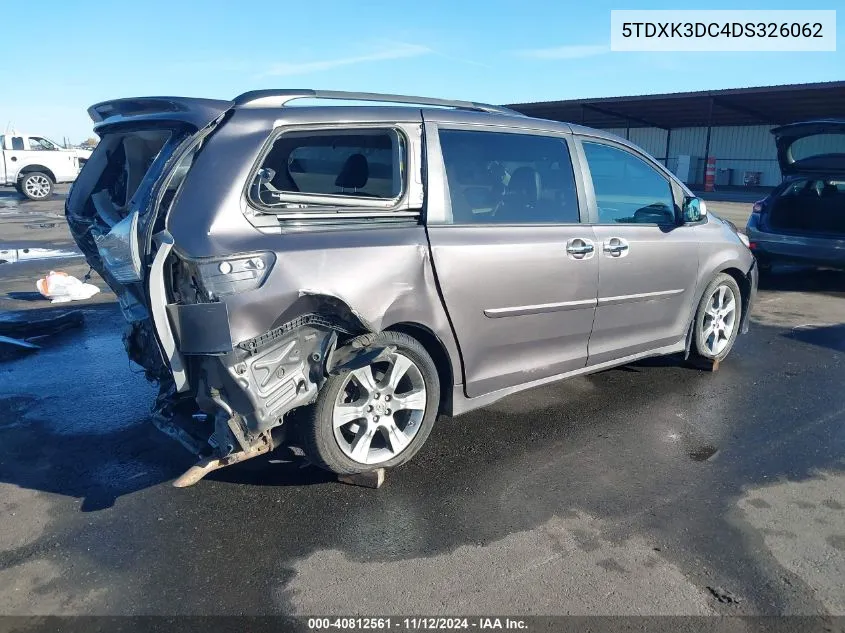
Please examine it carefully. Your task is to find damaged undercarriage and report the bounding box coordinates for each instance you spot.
[116,300,397,486]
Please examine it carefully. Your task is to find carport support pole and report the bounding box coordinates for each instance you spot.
[625,119,630,140]
[664,128,671,168]
[703,97,714,190]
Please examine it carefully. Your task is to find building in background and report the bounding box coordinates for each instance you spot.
[507,81,845,192]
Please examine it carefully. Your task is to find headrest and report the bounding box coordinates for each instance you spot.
[507,166,541,203]
[335,153,369,189]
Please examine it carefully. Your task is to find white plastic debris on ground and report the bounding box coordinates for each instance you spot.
[36,271,100,303]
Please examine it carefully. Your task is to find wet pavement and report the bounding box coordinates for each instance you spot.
[1,188,844,617]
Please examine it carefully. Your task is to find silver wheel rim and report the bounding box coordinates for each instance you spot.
[332,351,427,465]
[24,175,50,199]
[702,284,737,356]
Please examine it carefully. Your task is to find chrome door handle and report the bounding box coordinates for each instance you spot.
[566,239,595,259]
[603,238,629,257]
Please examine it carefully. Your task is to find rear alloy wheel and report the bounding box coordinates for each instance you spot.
[19,172,54,201]
[693,273,743,362]
[301,331,440,474]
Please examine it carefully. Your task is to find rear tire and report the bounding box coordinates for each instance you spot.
[692,273,743,362]
[301,331,440,475]
[19,172,54,201]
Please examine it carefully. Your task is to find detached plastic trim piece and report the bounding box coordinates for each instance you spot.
[150,232,188,392]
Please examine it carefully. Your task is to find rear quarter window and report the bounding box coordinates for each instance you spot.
[248,128,406,210]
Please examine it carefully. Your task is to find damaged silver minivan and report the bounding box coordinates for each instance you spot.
[66,90,757,484]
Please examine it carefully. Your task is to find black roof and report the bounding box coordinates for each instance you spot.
[506,81,845,130]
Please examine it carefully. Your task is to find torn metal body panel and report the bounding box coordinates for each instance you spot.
[194,321,339,433]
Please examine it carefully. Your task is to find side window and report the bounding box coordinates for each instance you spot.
[11,137,24,151]
[29,136,58,151]
[582,141,675,225]
[249,128,405,209]
[438,129,579,225]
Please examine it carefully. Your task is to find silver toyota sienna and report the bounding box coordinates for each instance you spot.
[65,89,758,483]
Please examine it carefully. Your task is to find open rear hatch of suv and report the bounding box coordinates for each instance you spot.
[767,120,845,236]
[65,96,232,390]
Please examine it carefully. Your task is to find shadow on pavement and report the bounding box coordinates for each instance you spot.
[758,266,845,298]
[205,446,337,488]
[4,291,46,302]
[785,323,845,353]
[0,303,194,511]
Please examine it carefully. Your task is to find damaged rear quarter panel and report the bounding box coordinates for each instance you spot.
[219,226,458,359]
[165,108,463,389]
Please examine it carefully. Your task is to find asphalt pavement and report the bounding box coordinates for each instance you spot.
[1,187,844,619]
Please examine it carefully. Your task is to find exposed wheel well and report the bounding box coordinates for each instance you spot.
[18,165,57,183]
[385,322,453,417]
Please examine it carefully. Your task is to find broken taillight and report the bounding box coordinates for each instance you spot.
[94,211,143,283]
[193,252,276,298]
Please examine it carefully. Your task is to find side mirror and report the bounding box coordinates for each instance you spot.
[683,196,707,223]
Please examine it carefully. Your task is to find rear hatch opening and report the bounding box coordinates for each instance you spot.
[767,120,845,237]
[766,178,845,236]
[66,99,232,424]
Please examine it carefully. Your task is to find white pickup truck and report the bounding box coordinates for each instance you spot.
[1,133,83,200]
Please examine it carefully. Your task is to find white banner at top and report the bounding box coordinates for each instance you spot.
[611,10,836,52]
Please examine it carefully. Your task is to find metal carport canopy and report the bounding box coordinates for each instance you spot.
[505,81,845,130]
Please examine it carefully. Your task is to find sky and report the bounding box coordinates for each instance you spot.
[1,0,842,142]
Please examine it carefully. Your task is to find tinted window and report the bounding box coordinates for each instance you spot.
[439,129,579,224]
[790,133,845,161]
[11,137,24,151]
[582,141,675,224]
[250,129,404,209]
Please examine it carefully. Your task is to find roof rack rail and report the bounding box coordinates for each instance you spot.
[232,89,523,116]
